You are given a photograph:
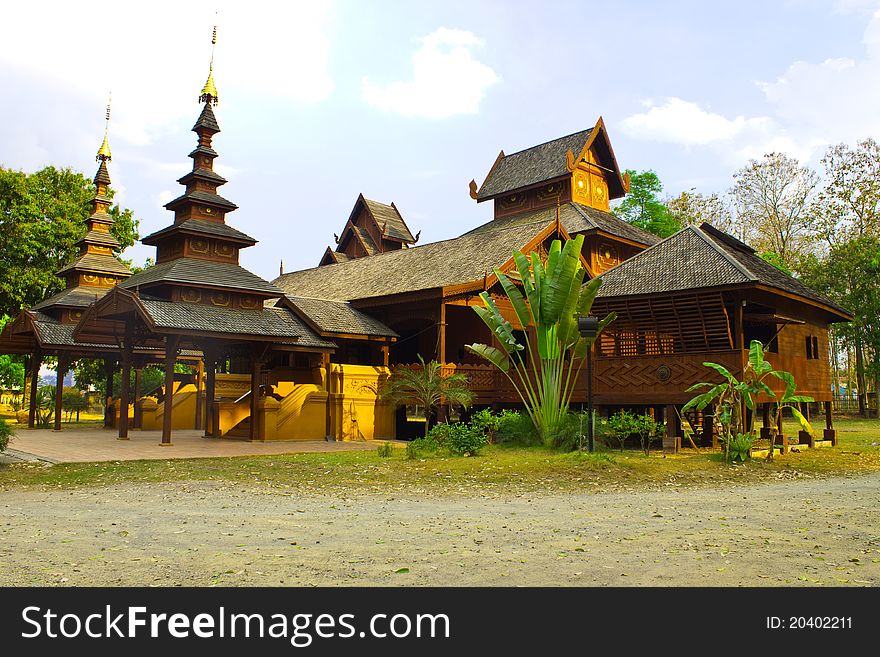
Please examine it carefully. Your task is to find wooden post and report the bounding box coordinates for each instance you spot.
[133,367,143,429]
[28,351,40,429]
[160,335,179,446]
[204,351,216,438]
[664,405,679,453]
[824,400,837,446]
[381,344,390,368]
[776,409,788,455]
[194,357,204,431]
[438,302,447,364]
[53,356,68,431]
[323,352,332,440]
[249,347,261,442]
[760,403,772,441]
[118,327,132,440]
[103,359,115,428]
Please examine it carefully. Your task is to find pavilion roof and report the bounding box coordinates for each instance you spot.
[120,257,282,296]
[596,223,853,320]
[283,296,398,338]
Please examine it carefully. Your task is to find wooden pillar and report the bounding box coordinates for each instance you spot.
[776,409,788,454]
[323,352,332,440]
[249,347,261,442]
[438,302,447,364]
[824,400,837,446]
[53,356,68,432]
[28,351,41,429]
[204,351,216,438]
[103,359,115,428]
[118,331,132,440]
[761,403,771,434]
[663,405,680,453]
[704,411,716,449]
[133,367,143,429]
[194,358,204,431]
[160,335,179,446]
[381,344,390,368]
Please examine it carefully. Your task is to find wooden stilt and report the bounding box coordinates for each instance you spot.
[760,403,772,441]
[133,367,143,429]
[160,335,179,446]
[249,349,261,442]
[53,356,68,431]
[118,331,132,440]
[194,358,203,431]
[103,359,115,428]
[28,351,40,429]
[776,409,788,454]
[824,400,837,446]
[664,405,679,453]
[204,352,216,438]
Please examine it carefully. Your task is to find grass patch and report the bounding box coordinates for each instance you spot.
[0,418,878,496]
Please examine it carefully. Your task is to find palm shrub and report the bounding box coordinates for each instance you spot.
[683,340,814,461]
[465,236,616,445]
[34,385,55,429]
[0,417,12,452]
[381,356,475,437]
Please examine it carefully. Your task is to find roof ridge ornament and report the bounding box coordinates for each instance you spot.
[97,93,112,162]
[199,24,219,105]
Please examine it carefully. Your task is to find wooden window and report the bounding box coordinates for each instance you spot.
[805,335,820,359]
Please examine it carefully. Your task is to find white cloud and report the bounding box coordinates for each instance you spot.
[362,27,499,119]
[620,9,880,167]
[619,97,764,145]
[0,1,334,149]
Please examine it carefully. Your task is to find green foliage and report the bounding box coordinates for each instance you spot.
[420,422,489,456]
[466,236,616,445]
[546,410,594,451]
[0,417,12,452]
[724,433,754,463]
[494,410,540,446]
[603,410,641,452]
[381,356,474,437]
[376,441,394,458]
[0,166,140,317]
[613,170,682,237]
[34,385,55,429]
[683,340,813,462]
[61,387,88,421]
[406,436,441,459]
[758,251,792,275]
[0,316,25,390]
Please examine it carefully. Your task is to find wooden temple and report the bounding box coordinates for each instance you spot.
[0,37,852,449]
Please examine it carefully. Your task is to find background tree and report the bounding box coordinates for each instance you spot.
[814,138,880,246]
[0,166,139,317]
[613,169,681,237]
[731,153,819,271]
[0,316,25,391]
[381,356,474,437]
[666,189,735,233]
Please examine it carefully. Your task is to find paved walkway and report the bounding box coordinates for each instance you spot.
[5,426,388,464]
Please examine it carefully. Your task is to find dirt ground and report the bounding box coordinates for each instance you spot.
[1,472,879,586]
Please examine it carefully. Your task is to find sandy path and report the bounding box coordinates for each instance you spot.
[1,473,878,586]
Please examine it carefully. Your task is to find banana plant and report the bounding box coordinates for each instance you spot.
[465,236,616,444]
[683,340,814,461]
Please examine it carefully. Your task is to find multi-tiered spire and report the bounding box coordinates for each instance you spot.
[33,98,132,323]
[124,26,278,308]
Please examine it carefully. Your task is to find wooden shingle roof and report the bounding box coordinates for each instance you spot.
[364,198,415,242]
[120,257,282,296]
[465,202,659,247]
[476,129,592,200]
[141,218,257,246]
[277,219,558,301]
[596,223,852,319]
[284,296,398,338]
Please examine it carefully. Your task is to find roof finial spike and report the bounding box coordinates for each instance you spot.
[199,22,219,106]
[97,91,112,162]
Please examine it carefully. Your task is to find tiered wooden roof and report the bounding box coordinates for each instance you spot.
[320,194,418,266]
[75,67,334,351]
[596,223,852,321]
[0,111,133,353]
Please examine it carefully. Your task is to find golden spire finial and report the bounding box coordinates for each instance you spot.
[199,24,219,105]
[96,92,112,161]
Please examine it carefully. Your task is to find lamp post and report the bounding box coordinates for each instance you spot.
[577,315,599,452]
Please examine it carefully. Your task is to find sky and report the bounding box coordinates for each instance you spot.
[2,0,879,281]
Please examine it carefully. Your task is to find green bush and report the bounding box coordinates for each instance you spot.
[494,410,540,446]
[406,436,441,459]
[0,417,12,452]
[547,411,595,451]
[469,408,501,443]
[376,441,394,458]
[425,422,488,456]
[724,433,754,463]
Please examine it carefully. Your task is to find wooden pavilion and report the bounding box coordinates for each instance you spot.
[0,111,137,432]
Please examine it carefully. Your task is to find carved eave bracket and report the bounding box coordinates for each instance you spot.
[468,179,478,200]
